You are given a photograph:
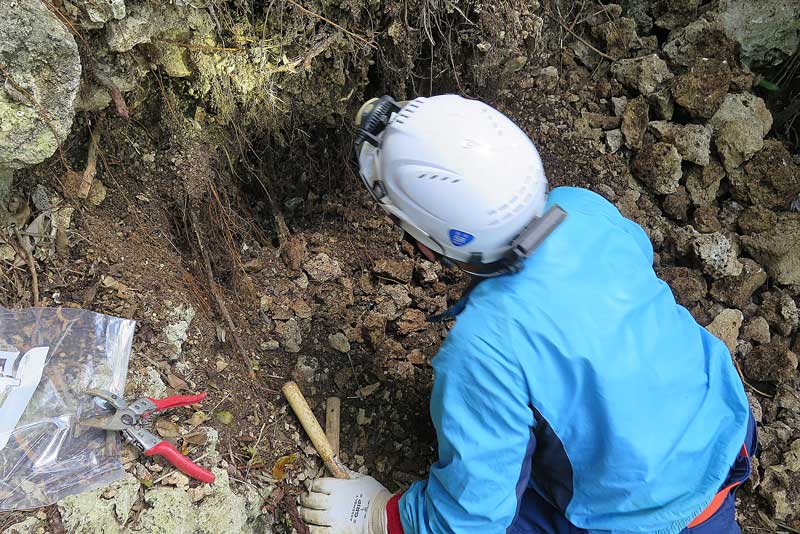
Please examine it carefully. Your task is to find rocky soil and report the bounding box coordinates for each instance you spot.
[0,0,799,532]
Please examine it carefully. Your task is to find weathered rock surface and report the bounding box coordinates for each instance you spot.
[611,54,673,95]
[663,18,737,68]
[744,343,798,383]
[708,93,773,172]
[663,187,690,221]
[76,0,127,26]
[685,159,725,206]
[632,142,682,194]
[706,308,743,354]
[760,290,799,337]
[728,140,800,210]
[740,213,800,285]
[742,316,771,345]
[674,226,743,278]
[621,96,649,150]
[719,0,800,68]
[659,266,707,307]
[647,86,674,120]
[692,205,722,233]
[670,61,732,118]
[649,121,712,166]
[58,474,141,533]
[709,258,768,308]
[591,18,638,58]
[303,253,343,282]
[738,206,778,234]
[0,0,82,171]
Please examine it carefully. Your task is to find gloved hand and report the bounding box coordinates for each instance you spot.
[299,472,393,534]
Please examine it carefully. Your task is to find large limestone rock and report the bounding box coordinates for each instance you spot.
[708,93,773,172]
[741,213,800,285]
[0,0,82,171]
[719,0,800,68]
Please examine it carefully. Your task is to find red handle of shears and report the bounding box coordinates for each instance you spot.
[145,441,216,483]
[146,392,207,411]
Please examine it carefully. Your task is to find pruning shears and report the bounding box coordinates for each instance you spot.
[80,388,215,483]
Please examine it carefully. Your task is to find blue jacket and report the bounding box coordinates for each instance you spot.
[399,187,750,534]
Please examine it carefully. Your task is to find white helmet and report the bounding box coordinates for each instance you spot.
[355,94,564,276]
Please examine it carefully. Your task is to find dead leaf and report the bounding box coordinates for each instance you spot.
[183,430,208,445]
[101,275,132,299]
[166,373,189,391]
[271,453,298,480]
[214,411,234,425]
[216,325,226,343]
[187,411,207,427]
[155,420,181,438]
[215,360,228,372]
[357,382,381,398]
[55,227,69,257]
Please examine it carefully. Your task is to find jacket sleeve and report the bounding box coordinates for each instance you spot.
[397,315,536,534]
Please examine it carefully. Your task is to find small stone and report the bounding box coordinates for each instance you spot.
[760,291,799,336]
[709,258,768,308]
[591,17,638,58]
[415,260,441,285]
[706,309,744,354]
[709,93,773,172]
[275,319,302,353]
[685,159,725,206]
[407,350,426,365]
[303,252,343,282]
[328,332,351,353]
[744,343,798,383]
[647,86,674,120]
[87,180,107,206]
[395,309,427,335]
[632,142,682,194]
[663,187,690,221]
[536,66,559,92]
[692,232,743,278]
[581,111,621,130]
[649,122,712,166]
[611,96,628,117]
[373,258,414,283]
[263,339,280,351]
[605,129,623,153]
[621,96,649,150]
[692,205,722,233]
[243,258,264,273]
[611,54,673,95]
[742,316,771,345]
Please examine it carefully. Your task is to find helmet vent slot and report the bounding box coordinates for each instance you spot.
[416,173,460,184]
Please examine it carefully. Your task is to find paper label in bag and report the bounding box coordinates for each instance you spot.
[0,347,49,450]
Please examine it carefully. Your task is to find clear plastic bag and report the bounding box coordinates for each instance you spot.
[0,308,134,510]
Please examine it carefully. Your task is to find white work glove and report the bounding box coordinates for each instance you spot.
[299,472,393,534]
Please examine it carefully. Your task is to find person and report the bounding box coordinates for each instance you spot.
[298,95,755,534]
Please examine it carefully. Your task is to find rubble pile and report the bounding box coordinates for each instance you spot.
[559,2,800,523]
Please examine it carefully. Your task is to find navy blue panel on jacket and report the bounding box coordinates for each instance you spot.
[399,187,750,534]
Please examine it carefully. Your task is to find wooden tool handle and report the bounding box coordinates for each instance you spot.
[282,382,349,479]
[325,397,341,457]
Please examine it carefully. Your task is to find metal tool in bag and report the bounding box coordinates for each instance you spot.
[80,389,215,483]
